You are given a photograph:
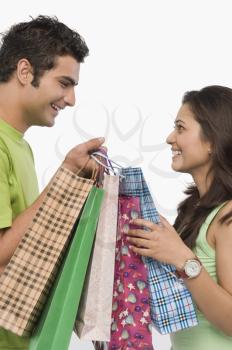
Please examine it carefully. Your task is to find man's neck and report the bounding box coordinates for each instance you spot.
[0,83,28,134]
[0,114,27,134]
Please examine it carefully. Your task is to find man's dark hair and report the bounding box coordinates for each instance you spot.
[0,15,89,86]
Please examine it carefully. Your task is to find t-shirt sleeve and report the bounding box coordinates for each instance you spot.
[0,148,12,228]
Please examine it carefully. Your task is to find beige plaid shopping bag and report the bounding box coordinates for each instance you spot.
[0,166,93,336]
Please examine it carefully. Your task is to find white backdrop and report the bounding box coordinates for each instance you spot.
[2,1,232,349]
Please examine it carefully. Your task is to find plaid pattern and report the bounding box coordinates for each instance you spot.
[0,166,93,336]
[119,167,198,334]
[29,186,105,350]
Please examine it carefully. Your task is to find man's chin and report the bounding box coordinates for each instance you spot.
[47,119,55,127]
[40,118,55,127]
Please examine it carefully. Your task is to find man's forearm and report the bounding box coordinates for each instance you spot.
[0,165,69,271]
[0,137,104,272]
[0,178,53,271]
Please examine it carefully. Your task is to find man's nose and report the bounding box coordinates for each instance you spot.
[64,88,76,107]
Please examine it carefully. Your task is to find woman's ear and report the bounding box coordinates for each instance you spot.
[207,140,213,156]
[16,58,34,85]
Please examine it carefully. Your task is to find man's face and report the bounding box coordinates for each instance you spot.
[23,55,80,127]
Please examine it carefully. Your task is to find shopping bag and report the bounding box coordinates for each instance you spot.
[0,167,94,336]
[108,195,154,350]
[29,186,104,350]
[75,175,119,341]
[119,167,198,334]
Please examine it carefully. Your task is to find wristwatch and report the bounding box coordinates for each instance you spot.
[175,256,202,280]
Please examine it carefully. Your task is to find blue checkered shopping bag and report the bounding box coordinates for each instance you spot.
[119,167,198,334]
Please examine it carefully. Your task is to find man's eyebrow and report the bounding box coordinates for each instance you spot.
[60,76,78,86]
[174,119,185,125]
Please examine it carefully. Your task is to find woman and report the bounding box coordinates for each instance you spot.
[127,85,232,349]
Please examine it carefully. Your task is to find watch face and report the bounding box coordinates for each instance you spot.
[185,260,201,278]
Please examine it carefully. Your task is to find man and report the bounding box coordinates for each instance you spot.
[0,15,104,349]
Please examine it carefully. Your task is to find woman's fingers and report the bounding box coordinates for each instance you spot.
[130,246,152,257]
[127,236,151,248]
[127,229,150,239]
[131,218,159,231]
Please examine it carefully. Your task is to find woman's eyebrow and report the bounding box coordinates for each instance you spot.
[174,119,186,125]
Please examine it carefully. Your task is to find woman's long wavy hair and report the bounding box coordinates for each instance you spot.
[174,85,232,248]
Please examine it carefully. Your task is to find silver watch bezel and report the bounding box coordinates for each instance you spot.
[184,259,202,278]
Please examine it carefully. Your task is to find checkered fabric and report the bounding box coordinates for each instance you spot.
[119,167,198,334]
[0,166,93,336]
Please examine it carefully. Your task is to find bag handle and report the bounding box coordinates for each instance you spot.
[91,151,125,180]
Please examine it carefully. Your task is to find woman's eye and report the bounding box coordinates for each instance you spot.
[174,124,184,131]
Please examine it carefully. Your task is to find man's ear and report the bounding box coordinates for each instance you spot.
[16,58,34,85]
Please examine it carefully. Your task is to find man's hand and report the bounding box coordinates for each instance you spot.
[62,137,105,178]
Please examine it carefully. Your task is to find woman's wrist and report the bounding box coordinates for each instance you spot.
[175,248,196,271]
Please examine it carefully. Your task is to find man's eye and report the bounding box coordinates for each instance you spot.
[60,81,68,88]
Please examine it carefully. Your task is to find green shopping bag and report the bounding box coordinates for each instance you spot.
[29,186,104,350]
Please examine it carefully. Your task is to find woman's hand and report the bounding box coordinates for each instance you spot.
[127,215,195,270]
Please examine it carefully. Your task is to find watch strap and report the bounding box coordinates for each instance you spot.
[175,256,202,280]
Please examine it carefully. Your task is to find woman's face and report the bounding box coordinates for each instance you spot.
[166,103,212,177]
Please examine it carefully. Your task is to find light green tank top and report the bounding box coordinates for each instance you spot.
[170,203,232,350]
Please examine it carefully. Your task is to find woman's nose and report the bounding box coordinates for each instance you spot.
[166,130,175,145]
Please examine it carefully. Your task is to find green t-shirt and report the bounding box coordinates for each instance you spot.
[0,118,39,349]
